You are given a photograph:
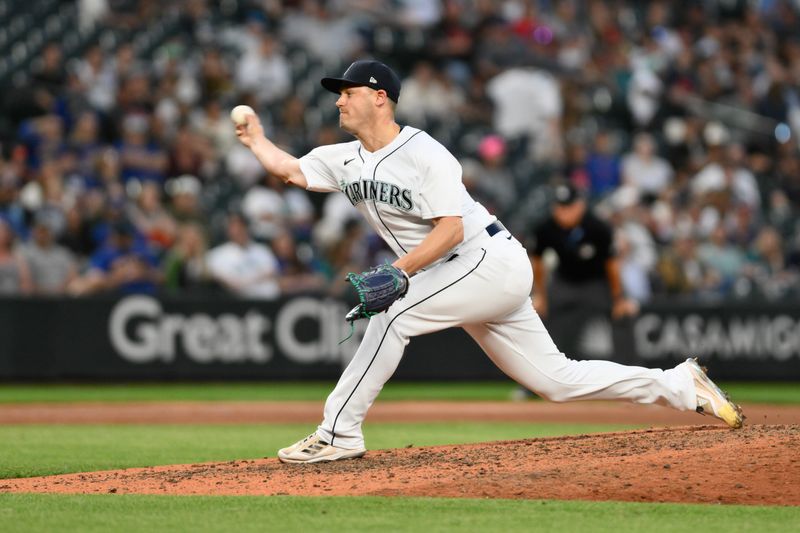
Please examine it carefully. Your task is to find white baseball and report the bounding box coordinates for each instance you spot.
[230,105,256,126]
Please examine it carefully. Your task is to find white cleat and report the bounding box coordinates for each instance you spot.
[684,357,744,429]
[277,433,366,464]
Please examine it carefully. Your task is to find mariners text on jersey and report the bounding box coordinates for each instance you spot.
[341,179,414,211]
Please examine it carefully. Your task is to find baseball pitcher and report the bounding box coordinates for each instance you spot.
[234,60,743,464]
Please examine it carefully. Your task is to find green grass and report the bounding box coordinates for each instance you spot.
[0,495,797,533]
[718,382,800,405]
[0,381,797,404]
[0,422,636,479]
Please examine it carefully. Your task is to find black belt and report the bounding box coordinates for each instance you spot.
[447,221,506,263]
[485,221,504,236]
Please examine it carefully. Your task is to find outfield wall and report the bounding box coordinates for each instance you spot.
[0,295,798,381]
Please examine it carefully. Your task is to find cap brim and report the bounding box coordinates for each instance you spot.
[555,195,583,205]
[321,77,360,95]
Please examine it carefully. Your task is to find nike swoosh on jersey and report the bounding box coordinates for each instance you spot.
[344,158,356,166]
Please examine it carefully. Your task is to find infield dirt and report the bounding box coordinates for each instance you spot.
[1,401,798,506]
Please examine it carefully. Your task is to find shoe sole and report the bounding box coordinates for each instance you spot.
[278,449,366,464]
[688,358,744,429]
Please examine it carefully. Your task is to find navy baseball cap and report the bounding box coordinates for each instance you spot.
[321,60,401,103]
[553,183,582,205]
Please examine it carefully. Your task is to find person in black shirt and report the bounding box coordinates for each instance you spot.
[532,183,637,319]
[528,183,638,365]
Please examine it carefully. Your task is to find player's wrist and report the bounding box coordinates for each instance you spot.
[250,135,269,150]
[391,260,412,277]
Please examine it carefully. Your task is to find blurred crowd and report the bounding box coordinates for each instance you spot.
[0,0,799,303]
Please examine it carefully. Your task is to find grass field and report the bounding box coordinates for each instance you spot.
[1,494,798,533]
[0,380,797,404]
[1,381,797,532]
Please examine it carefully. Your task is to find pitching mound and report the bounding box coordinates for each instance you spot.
[3,424,798,505]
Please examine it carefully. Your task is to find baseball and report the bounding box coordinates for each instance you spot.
[230,105,256,126]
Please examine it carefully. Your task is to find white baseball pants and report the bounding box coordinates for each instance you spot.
[317,230,697,449]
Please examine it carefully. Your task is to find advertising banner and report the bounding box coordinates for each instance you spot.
[0,296,797,380]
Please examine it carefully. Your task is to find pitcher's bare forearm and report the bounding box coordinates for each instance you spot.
[236,115,308,189]
[393,216,463,275]
[249,136,308,189]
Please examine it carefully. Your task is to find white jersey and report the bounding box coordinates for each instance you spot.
[299,126,494,263]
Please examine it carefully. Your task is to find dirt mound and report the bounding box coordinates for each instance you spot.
[3,425,798,505]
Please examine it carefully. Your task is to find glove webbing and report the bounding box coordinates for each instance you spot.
[338,265,406,344]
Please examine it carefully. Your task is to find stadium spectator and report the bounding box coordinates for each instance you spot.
[58,204,97,259]
[225,141,267,189]
[271,230,326,295]
[654,233,702,297]
[0,173,28,240]
[471,134,515,217]
[615,230,651,304]
[696,224,747,296]
[241,176,286,242]
[621,133,674,198]
[127,181,178,251]
[191,99,238,156]
[586,130,622,199]
[78,0,110,33]
[206,212,280,299]
[235,33,292,107]
[486,67,562,163]
[397,0,442,28]
[323,218,371,296]
[67,112,104,184]
[242,173,314,242]
[169,126,215,181]
[21,215,78,294]
[31,42,68,103]
[199,48,233,103]
[165,174,205,224]
[18,159,70,237]
[692,142,761,210]
[474,18,530,79]
[395,61,464,126]
[281,1,364,64]
[312,192,362,253]
[605,187,658,275]
[67,221,161,295]
[116,114,168,184]
[18,115,65,170]
[456,74,494,129]
[74,45,116,113]
[272,95,313,156]
[430,0,475,85]
[163,222,212,294]
[0,220,32,295]
[743,226,799,300]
